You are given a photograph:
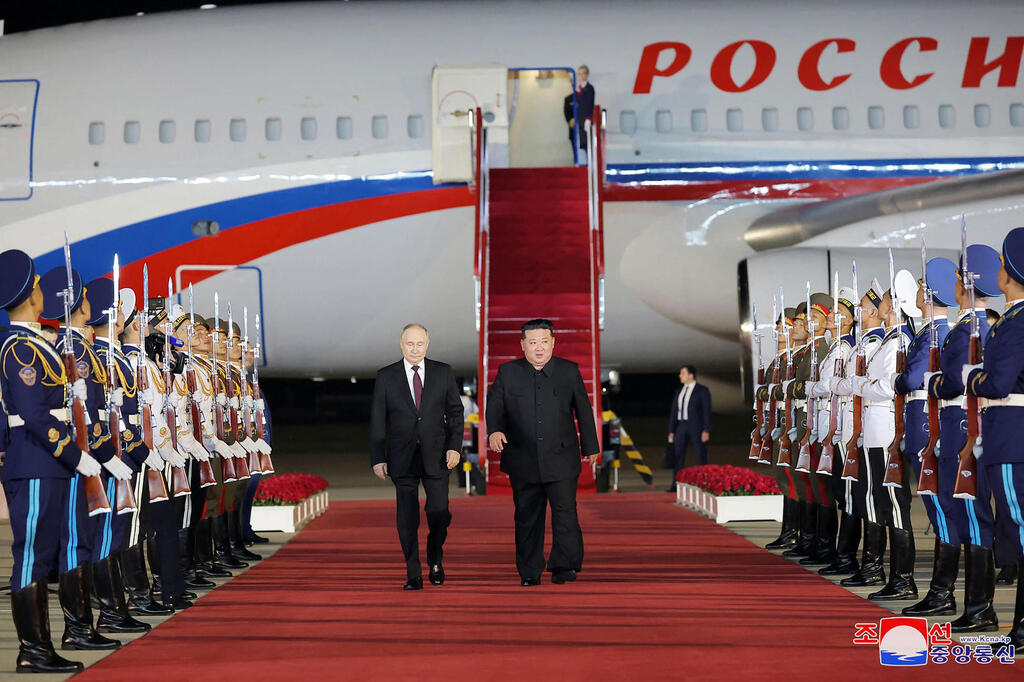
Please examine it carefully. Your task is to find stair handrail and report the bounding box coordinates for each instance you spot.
[474,106,491,479]
[586,106,607,331]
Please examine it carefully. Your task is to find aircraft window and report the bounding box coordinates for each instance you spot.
[336,116,353,139]
[1010,103,1024,127]
[195,119,211,143]
[903,106,919,129]
[372,115,388,139]
[938,105,956,129]
[974,104,991,128]
[797,107,813,131]
[159,120,175,144]
[832,107,849,130]
[726,108,742,132]
[301,117,317,141]
[690,109,707,133]
[868,106,885,130]
[761,108,778,132]
[88,122,105,145]
[407,115,424,138]
[655,110,672,133]
[230,118,246,142]
[265,117,282,141]
[124,121,140,145]
[619,110,637,135]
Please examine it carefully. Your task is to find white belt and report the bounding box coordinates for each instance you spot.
[127,414,140,426]
[940,398,966,410]
[98,409,108,420]
[8,408,70,428]
[980,394,1024,409]
[793,400,806,410]
[907,391,928,402]
[864,399,893,408]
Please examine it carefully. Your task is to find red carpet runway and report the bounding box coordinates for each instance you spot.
[78,494,1016,680]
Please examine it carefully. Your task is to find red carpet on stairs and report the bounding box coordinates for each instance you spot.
[77,494,1010,681]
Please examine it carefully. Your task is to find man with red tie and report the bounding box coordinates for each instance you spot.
[370,324,463,590]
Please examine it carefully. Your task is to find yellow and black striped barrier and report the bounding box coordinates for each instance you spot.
[603,410,654,487]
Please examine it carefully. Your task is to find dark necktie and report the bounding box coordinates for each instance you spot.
[412,365,422,411]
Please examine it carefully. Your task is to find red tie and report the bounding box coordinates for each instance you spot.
[412,365,422,411]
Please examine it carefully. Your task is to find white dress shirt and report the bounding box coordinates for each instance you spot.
[403,358,424,403]
[677,382,695,421]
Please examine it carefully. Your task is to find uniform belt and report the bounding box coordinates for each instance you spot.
[98,409,108,420]
[980,394,1024,408]
[907,390,928,402]
[127,414,140,426]
[863,399,893,408]
[7,408,70,428]
[940,398,966,410]
[793,400,806,409]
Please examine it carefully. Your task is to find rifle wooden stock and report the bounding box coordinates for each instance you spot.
[816,358,843,476]
[749,366,765,461]
[917,347,941,496]
[776,361,796,468]
[64,354,112,516]
[954,335,981,499]
[757,364,779,464]
[140,402,170,503]
[243,414,262,475]
[841,353,867,480]
[207,366,239,483]
[255,404,274,473]
[883,345,908,488]
[224,368,250,480]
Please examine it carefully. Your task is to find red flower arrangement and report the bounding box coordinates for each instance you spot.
[253,473,329,506]
[676,464,781,497]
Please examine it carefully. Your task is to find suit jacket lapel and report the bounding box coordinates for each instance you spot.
[395,362,418,412]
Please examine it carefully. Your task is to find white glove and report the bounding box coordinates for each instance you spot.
[158,443,187,468]
[144,449,164,471]
[72,379,88,401]
[230,440,248,459]
[216,393,227,407]
[76,452,102,477]
[229,397,239,410]
[255,399,265,412]
[102,457,133,481]
[189,439,211,462]
[212,439,234,460]
[255,437,271,454]
[113,387,124,407]
[243,396,254,413]
[238,438,256,455]
[962,363,983,386]
[923,371,940,388]
[782,379,794,393]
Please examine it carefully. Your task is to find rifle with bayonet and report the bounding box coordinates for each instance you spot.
[841,262,865,482]
[225,304,251,480]
[252,313,274,473]
[211,295,239,483]
[917,239,940,496]
[137,265,171,503]
[884,249,908,488]
[795,282,817,473]
[757,296,780,465]
[181,284,218,488]
[106,256,138,514]
[749,302,764,462]
[239,307,263,475]
[817,272,843,476]
[776,288,795,468]
[954,217,981,500]
[60,234,112,516]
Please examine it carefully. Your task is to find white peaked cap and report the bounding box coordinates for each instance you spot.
[170,303,186,319]
[838,287,858,309]
[869,277,884,300]
[894,269,923,317]
[119,288,136,320]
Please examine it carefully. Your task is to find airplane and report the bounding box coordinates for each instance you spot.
[2,0,1023,410]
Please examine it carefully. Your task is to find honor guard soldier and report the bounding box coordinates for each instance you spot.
[784,292,832,563]
[901,257,957,617]
[0,250,96,673]
[765,307,800,550]
[225,320,262,562]
[927,244,1001,633]
[965,226,1024,650]
[84,277,153,634]
[833,279,888,589]
[808,286,859,575]
[38,266,126,653]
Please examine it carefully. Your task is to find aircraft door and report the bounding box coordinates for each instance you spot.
[0,80,39,200]
[431,64,509,184]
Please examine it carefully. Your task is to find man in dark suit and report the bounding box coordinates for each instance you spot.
[486,319,600,586]
[370,323,463,590]
[563,64,595,158]
[667,365,712,491]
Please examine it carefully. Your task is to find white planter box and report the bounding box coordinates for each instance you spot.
[676,483,783,524]
[250,490,330,533]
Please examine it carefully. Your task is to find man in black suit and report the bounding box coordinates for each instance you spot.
[486,319,600,586]
[667,365,712,491]
[563,64,595,158]
[370,323,463,590]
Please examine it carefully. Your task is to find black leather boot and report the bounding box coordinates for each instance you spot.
[784,501,817,558]
[869,527,918,600]
[94,557,151,633]
[841,521,887,587]
[59,566,121,650]
[997,562,1019,585]
[801,504,836,566]
[212,514,248,570]
[820,512,861,576]
[951,544,999,633]
[1009,559,1024,648]
[766,497,800,550]
[903,540,960,616]
[179,528,215,588]
[12,581,84,673]
[229,509,262,562]
[196,519,232,577]
[121,544,173,616]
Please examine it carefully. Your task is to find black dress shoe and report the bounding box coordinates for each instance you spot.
[245,534,270,546]
[521,577,541,587]
[96,612,151,634]
[429,564,445,586]
[403,577,423,591]
[184,574,215,589]
[552,570,578,585]
[128,596,174,616]
[197,563,232,579]
[165,596,193,611]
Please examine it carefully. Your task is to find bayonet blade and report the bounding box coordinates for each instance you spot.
[188,283,194,326]
[112,254,120,323]
[243,306,249,346]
